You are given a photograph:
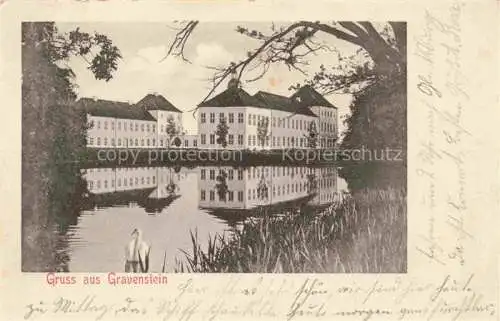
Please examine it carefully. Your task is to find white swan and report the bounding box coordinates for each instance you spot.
[125,228,150,273]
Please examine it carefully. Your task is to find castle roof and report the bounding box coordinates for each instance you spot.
[197,87,318,117]
[253,91,318,117]
[77,98,156,121]
[197,87,265,108]
[136,94,182,113]
[289,85,337,109]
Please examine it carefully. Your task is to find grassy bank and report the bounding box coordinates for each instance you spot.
[175,187,406,273]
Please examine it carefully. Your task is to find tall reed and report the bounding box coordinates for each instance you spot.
[175,188,406,273]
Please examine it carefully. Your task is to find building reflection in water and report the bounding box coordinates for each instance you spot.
[81,165,340,219]
[197,166,339,223]
[57,165,343,272]
[82,166,186,214]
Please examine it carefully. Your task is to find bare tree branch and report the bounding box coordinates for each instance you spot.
[163,20,405,114]
[160,21,199,63]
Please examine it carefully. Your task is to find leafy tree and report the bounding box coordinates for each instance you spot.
[305,121,318,148]
[22,22,121,271]
[256,117,269,147]
[165,115,180,144]
[215,170,229,202]
[215,117,229,148]
[172,137,182,147]
[306,174,318,194]
[256,175,269,201]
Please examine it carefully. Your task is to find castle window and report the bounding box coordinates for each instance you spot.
[89,137,94,145]
[219,112,225,123]
[141,124,145,132]
[111,138,115,146]
[228,134,234,145]
[238,113,243,123]
[97,121,101,129]
[238,135,243,145]
[228,113,234,123]
[209,191,215,201]
[135,124,139,131]
[193,140,197,147]
[238,191,243,202]
[210,134,215,144]
[201,169,206,180]
[237,169,243,180]
[210,113,215,123]
[104,138,108,146]
[228,169,234,180]
[147,124,150,132]
[209,169,215,180]
[201,134,206,145]
[104,121,108,130]
[201,190,206,201]
[201,113,206,123]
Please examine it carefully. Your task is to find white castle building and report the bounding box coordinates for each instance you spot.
[197,80,338,150]
[79,83,337,150]
[78,94,184,149]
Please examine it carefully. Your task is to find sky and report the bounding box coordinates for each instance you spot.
[57,22,360,136]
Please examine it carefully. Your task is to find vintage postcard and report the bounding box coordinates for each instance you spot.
[0,0,498,320]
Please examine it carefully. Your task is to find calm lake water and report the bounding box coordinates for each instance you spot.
[53,165,348,272]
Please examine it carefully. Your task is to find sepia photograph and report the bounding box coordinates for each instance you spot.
[22,21,407,274]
